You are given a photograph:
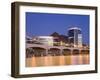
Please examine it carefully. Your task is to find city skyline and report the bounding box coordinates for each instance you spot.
[26,12,89,45]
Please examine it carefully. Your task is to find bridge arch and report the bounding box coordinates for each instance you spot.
[81,50,89,54]
[26,48,34,58]
[62,49,71,55]
[48,48,60,56]
[73,49,79,55]
[28,47,46,57]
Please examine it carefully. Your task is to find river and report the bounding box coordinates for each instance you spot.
[26,54,89,67]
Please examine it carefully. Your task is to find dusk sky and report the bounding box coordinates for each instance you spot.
[26,12,89,44]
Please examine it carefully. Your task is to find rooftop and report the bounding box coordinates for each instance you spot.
[68,27,81,31]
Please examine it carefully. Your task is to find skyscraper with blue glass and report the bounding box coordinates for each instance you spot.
[68,27,82,47]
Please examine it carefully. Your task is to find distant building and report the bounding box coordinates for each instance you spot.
[26,36,33,43]
[50,32,68,46]
[68,27,82,47]
[26,27,83,47]
[32,36,54,46]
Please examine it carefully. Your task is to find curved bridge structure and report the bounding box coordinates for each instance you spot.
[26,43,89,57]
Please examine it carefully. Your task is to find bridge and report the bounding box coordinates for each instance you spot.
[26,43,89,57]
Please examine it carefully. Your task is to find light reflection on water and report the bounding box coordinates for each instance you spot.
[26,54,90,67]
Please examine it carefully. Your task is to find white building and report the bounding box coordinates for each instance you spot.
[32,36,54,46]
[78,34,82,47]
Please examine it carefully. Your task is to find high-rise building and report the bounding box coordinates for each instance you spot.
[68,27,82,47]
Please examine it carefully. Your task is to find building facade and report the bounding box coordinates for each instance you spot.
[32,36,54,46]
[68,27,82,47]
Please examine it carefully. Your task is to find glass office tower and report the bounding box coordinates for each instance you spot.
[68,27,82,47]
